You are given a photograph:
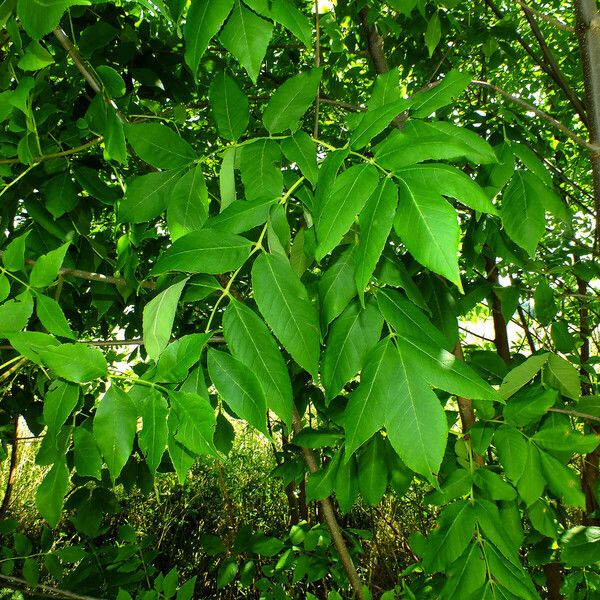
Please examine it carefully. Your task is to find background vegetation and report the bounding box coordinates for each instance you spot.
[0,0,599,598]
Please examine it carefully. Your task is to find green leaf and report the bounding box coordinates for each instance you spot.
[528,499,559,539]
[35,461,69,527]
[355,180,398,302]
[154,333,212,383]
[18,40,54,71]
[18,0,90,39]
[377,288,449,349]
[321,300,383,402]
[561,526,600,567]
[483,542,538,600]
[533,427,600,455]
[494,425,528,483]
[119,169,184,224]
[421,501,477,572]
[386,344,448,483]
[240,139,283,201]
[533,281,557,325]
[551,320,575,353]
[540,450,585,508]
[104,108,127,164]
[368,68,401,109]
[169,392,216,457]
[315,164,379,261]
[167,165,209,241]
[263,68,322,134]
[30,243,70,288]
[543,353,580,400]
[501,172,545,257]
[473,469,516,501]
[396,163,497,215]
[209,72,249,141]
[43,380,79,436]
[219,147,237,210]
[45,172,78,219]
[167,412,195,484]
[319,247,357,328]
[503,386,557,427]
[2,231,30,271]
[150,229,252,275]
[205,197,276,234]
[36,294,75,339]
[138,389,168,473]
[499,354,549,399]
[252,253,320,378]
[313,150,349,223]
[395,335,501,401]
[96,65,126,98]
[281,131,318,186]
[73,426,102,479]
[374,126,478,170]
[439,543,486,599]
[217,557,238,589]
[93,385,138,479]
[183,0,235,78]
[143,278,188,362]
[475,499,521,563]
[333,451,359,513]
[411,70,471,118]
[343,338,397,456]
[207,349,269,437]
[424,11,441,56]
[8,331,59,365]
[0,274,10,302]
[219,1,273,83]
[393,180,461,289]
[517,441,546,506]
[243,0,312,47]
[428,121,498,164]
[39,344,108,383]
[223,300,293,429]
[0,296,33,335]
[126,123,196,169]
[358,435,388,505]
[349,98,412,150]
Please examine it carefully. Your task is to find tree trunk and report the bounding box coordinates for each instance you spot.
[575,0,600,526]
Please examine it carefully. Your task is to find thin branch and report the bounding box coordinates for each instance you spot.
[471,80,599,153]
[483,0,589,126]
[518,1,588,124]
[0,358,27,383]
[292,407,365,599]
[0,137,103,165]
[313,0,321,138]
[53,27,128,124]
[0,574,104,600]
[548,408,600,423]
[0,336,222,352]
[516,0,574,33]
[0,251,156,289]
[359,7,389,74]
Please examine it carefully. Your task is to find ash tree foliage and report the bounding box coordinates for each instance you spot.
[0,0,599,598]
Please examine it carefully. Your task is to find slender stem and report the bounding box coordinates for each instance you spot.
[0,164,38,199]
[518,2,587,122]
[0,136,103,165]
[471,80,598,152]
[313,0,321,138]
[548,408,600,423]
[0,252,156,290]
[292,407,365,599]
[516,0,574,32]
[0,574,103,600]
